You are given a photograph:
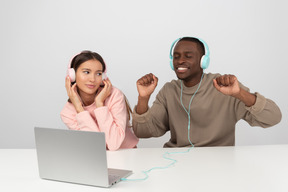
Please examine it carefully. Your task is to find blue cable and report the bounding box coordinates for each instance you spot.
[121,73,204,181]
[180,72,204,146]
[121,152,177,181]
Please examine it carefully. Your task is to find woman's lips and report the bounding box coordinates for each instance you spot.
[86,84,96,89]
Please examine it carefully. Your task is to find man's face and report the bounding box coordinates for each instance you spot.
[172,41,202,82]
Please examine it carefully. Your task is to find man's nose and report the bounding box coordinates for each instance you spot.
[178,56,186,64]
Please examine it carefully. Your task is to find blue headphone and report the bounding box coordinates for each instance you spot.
[169,37,210,70]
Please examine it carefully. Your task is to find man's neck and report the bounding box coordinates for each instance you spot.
[183,72,204,87]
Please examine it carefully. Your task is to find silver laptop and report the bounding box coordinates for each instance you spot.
[34,127,132,187]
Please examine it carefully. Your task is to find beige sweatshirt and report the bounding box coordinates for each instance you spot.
[132,73,282,147]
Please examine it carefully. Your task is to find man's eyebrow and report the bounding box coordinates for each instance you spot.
[174,51,195,55]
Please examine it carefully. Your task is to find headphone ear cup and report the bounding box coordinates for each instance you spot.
[170,59,174,70]
[102,72,107,81]
[200,55,210,69]
[100,72,107,87]
[67,68,76,82]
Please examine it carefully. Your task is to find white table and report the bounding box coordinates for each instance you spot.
[1,145,288,192]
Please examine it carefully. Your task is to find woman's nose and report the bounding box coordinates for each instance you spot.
[89,75,96,82]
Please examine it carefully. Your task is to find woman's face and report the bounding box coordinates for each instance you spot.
[75,59,103,97]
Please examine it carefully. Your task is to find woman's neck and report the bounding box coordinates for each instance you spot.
[78,90,97,106]
[81,96,95,106]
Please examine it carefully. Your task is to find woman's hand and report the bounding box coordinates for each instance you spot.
[65,76,84,113]
[95,78,112,107]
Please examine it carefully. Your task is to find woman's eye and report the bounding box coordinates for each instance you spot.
[83,71,89,74]
[96,72,102,76]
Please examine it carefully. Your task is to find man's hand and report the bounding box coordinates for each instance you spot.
[213,74,256,107]
[213,74,240,97]
[136,73,158,114]
[137,73,158,99]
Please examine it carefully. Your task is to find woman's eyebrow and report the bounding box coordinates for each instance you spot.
[81,68,103,72]
[81,68,91,71]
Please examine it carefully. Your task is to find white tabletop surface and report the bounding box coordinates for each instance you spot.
[1,145,288,192]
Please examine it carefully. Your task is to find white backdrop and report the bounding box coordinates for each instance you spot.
[0,0,287,148]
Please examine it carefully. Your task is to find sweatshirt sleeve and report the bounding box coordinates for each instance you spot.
[242,92,282,127]
[60,102,101,132]
[132,85,169,138]
[93,88,127,151]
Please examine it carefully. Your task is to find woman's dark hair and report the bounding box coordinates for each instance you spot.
[71,50,106,73]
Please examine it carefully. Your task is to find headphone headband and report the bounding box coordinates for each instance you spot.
[169,37,210,70]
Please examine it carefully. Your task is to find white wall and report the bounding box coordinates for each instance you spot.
[0,0,287,148]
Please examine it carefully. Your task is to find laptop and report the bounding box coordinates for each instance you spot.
[34,127,132,187]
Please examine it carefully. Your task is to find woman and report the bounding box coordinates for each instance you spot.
[61,50,138,150]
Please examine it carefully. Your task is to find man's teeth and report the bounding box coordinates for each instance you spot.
[178,67,187,70]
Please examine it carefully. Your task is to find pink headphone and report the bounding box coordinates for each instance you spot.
[66,53,107,83]
[67,62,76,82]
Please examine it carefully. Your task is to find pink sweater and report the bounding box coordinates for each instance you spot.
[60,86,139,151]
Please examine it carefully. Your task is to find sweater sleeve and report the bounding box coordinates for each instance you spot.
[132,85,169,138]
[242,92,282,127]
[93,89,127,151]
[60,103,100,132]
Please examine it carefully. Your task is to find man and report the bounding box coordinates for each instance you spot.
[132,37,282,147]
